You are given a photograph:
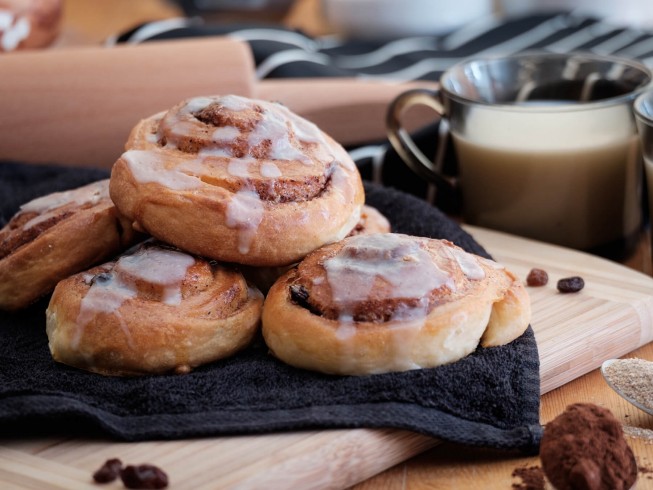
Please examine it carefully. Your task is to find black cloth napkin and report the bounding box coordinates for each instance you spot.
[0,161,541,453]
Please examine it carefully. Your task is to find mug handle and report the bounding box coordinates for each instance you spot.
[386,88,457,191]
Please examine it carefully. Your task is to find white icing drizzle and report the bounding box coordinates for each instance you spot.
[289,118,323,143]
[21,180,108,214]
[322,237,488,372]
[183,96,215,113]
[123,150,201,190]
[213,126,241,141]
[390,296,431,322]
[0,11,12,30]
[260,162,282,178]
[227,159,252,178]
[323,234,454,322]
[145,130,159,143]
[248,285,265,301]
[247,104,309,163]
[198,147,232,158]
[225,189,264,254]
[74,247,196,349]
[335,320,356,340]
[142,95,356,190]
[74,270,135,350]
[20,180,109,230]
[0,11,30,52]
[330,165,354,206]
[447,246,486,280]
[218,94,251,112]
[179,95,329,164]
[124,94,359,244]
[335,205,361,240]
[331,141,357,172]
[115,247,195,305]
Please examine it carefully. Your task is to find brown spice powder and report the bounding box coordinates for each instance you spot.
[540,403,637,490]
[512,465,545,490]
[604,358,653,411]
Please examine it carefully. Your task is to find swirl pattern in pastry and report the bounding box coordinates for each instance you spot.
[46,241,264,376]
[262,233,531,375]
[109,95,365,267]
[0,179,136,310]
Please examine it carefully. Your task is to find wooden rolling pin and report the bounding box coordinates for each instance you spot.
[0,37,437,168]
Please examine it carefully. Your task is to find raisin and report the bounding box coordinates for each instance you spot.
[120,464,168,489]
[93,458,123,483]
[91,272,112,286]
[526,268,548,287]
[290,284,310,305]
[557,276,584,293]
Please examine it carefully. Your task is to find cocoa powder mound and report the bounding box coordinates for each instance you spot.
[540,403,637,490]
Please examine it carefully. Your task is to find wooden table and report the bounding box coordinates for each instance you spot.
[4,1,653,488]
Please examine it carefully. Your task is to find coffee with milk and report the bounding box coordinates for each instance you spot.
[387,53,651,259]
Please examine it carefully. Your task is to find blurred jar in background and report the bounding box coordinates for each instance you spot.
[322,0,495,39]
[0,0,62,52]
[497,0,653,28]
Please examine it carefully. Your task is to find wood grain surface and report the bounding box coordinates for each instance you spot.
[2,226,652,489]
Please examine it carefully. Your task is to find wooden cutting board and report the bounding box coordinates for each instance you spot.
[2,226,653,489]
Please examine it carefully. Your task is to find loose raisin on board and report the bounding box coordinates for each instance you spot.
[93,458,123,483]
[120,464,169,489]
[557,276,584,293]
[526,268,549,287]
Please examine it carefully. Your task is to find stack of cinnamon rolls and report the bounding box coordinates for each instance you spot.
[0,95,530,376]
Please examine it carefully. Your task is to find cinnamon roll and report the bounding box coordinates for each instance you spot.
[262,233,531,376]
[46,241,264,376]
[0,180,136,311]
[109,95,365,267]
[346,205,391,237]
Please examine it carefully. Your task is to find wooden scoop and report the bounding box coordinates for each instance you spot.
[0,37,437,168]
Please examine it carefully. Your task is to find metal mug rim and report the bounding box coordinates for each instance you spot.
[634,90,653,126]
[440,51,653,113]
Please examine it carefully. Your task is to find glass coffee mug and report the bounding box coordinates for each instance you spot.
[634,90,653,266]
[387,52,651,259]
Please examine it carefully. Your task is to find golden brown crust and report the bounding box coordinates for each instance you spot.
[0,180,137,311]
[262,233,531,375]
[109,95,365,267]
[46,241,264,376]
[346,205,391,237]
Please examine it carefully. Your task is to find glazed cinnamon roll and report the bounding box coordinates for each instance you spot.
[0,180,136,311]
[109,95,365,267]
[262,233,531,376]
[46,241,264,376]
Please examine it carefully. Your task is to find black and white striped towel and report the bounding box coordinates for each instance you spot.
[111,12,653,210]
